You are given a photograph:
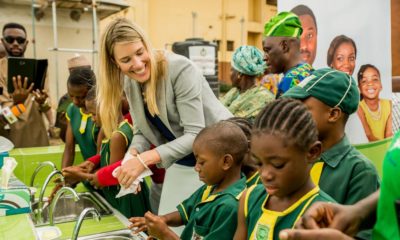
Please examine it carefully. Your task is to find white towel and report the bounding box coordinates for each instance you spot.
[112,152,153,198]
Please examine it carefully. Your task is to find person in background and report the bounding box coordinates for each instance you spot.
[263,12,314,97]
[234,98,335,240]
[55,55,91,142]
[283,68,380,239]
[357,64,392,142]
[129,121,248,239]
[220,46,274,123]
[61,67,98,171]
[0,22,53,147]
[98,18,232,217]
[327,35,357,76]
[291,4,318,66]
[0,43,6,59]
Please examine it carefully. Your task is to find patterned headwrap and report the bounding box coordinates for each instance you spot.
[264,11,303,38]
[231,46,266,76]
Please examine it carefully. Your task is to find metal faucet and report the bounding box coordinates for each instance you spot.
[35,170,65,224]
[30,161,57,187]
[49,186,79,226]
[72,207,101,240]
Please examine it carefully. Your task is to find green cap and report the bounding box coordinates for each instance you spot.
[264,12,303,38]
[282,68,360,114]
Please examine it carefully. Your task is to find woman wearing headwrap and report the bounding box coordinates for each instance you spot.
[220,46,274,123]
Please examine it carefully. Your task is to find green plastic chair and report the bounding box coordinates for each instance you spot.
[353,137,392,177]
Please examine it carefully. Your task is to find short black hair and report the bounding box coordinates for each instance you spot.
[85,85,97,102]
[67,68,96,89]
[2,22,27,36]
[327,35,357,67]
[291,5,318,33]
[253,98,318,151]
[194,121,248,165]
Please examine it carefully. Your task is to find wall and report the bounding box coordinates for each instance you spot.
[392,0,400,77]
[99,0,276,84]
[0,3,95,106]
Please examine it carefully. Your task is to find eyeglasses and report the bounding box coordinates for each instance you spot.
[4,36,26,44]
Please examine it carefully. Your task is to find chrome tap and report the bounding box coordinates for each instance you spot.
[35,170,65,224]
[30,161,57,187]
[49,186,79,226]
[72,207,101,240]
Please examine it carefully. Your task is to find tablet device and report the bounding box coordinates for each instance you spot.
[7,57,48,93]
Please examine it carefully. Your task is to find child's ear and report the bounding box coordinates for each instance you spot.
[307,141,322,163]
[222,154,234,170]
[328,107,342,123]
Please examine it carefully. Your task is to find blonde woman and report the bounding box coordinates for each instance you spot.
[98,18,232,217]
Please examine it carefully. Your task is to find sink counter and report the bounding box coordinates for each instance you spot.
[0,213,129,240]
[0,214,38,240]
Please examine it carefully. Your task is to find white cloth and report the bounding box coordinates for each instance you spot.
[112,152,153,198]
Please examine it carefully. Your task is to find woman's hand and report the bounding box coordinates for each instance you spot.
[115,148,159,188]
[115,155,146,188]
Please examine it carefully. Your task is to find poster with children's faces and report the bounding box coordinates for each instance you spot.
[278,0,392,144]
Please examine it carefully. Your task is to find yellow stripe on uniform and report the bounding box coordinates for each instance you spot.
[249,187,320,240]
[179,203,189,222]
[310,162,325,185]
[246,172,259,184]
[244,185,257,218]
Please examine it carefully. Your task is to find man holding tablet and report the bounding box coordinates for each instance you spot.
[0,22,52,147]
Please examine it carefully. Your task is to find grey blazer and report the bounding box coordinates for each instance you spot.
[124,52,232,168]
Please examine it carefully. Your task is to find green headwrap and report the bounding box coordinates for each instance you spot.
[231,46,266,76]
[264,12,303,38]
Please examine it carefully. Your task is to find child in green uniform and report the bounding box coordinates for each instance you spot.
[129,121,248,240]
[84,89,150,218]
[61,68,99,170]
[234,98,335,240]
[226,117,261,187]
[283,68,380,239]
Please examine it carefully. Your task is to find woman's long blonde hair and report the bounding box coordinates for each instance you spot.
[98,18,166,138]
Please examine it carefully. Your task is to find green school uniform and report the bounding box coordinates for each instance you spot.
[100,120,151,218]
[65,103,99,160]
[177,176,247,240]
[310,135,380,240]
[246,171,261,187]
[310,136,380,205]
[373,132,400,240]
[245,184,335,240]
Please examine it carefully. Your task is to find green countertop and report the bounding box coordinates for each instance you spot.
[57,215,126,239]
[1,146,132,240]
[0,214,37,240]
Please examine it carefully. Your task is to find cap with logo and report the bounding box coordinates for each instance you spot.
[282,68,360,114]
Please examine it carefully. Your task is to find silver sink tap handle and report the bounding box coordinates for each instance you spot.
[30,161,57,187]
[36,170,65,224]
[72,207,101,240]
[49,186,80,226]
